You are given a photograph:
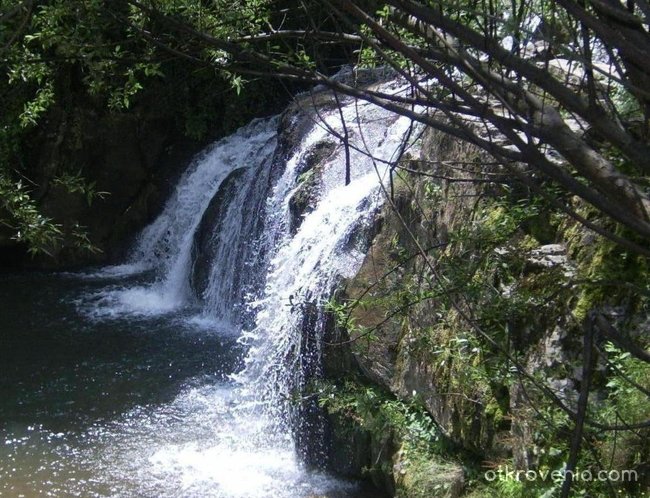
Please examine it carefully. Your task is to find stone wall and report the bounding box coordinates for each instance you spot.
[318,124,648,496]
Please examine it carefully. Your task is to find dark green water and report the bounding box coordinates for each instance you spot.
[0,271,369,497]
[0,271,242,496]
[0,272,240,427]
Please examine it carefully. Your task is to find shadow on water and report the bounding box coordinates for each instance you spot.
[0,271,243,433]
[0,272,382,498]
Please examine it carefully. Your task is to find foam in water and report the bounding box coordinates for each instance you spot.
[68,80,420,496]
[80,117,278,318]
[88,383,358,498]
[237,92,420,425]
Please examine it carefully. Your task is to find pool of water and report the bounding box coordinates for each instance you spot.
[0,271,371,497]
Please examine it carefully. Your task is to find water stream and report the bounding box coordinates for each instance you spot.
[1,83,417,497]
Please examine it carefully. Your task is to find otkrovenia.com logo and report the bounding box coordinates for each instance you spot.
[484,466,638,483]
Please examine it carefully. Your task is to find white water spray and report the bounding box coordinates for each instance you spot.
[77,80,420,497]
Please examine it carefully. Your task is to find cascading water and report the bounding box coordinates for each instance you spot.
[84,117,278,319]
[236,97,419,428]
[1,78,419,497]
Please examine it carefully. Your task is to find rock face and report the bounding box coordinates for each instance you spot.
[9,98,205,268]
[4,71,293,270]
[317,122,648,496]
[288,140,337,234]
[191,168,246,297]
[278,95,341,236]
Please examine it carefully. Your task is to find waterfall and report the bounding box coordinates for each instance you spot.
[235,97,418,427]
[79,79,419,496]
[81,117,278,319]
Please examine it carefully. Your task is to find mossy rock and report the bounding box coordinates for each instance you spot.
[393,444,465,498]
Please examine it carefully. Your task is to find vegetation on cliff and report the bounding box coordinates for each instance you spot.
[320,130,649,496]
[0,0,286,261]
[2,1,649,497]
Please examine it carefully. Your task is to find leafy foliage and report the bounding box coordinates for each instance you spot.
[317,380,443,458]
[0,0,277,256]
[330,153,649,495]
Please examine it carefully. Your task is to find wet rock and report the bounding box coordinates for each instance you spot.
[190,168,246,297]
[288,141,337,234]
